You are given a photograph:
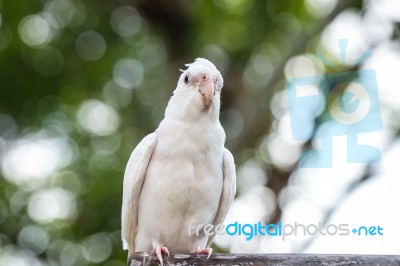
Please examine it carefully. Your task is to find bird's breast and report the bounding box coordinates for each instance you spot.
[141,143,224,221]
[136,119,226,251]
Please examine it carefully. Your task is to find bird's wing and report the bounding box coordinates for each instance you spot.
[206,148,236,248]
[121,132,157,251]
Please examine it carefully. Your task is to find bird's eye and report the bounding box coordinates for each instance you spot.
[184,75,189,84]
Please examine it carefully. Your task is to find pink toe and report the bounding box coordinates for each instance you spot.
[161,246,170,257]
[151,245,170,265]
[195,247,213,259]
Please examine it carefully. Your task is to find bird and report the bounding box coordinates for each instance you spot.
[121,58,236,265]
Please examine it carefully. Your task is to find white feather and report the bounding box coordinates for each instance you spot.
[121,133,157,251]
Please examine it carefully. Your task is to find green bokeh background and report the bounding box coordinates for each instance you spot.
[2,0,400,265]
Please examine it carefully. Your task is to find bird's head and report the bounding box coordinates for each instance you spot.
[179,58,224,111]
[165,58,224,121]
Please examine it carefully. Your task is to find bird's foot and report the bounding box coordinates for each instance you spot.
[151,245,169,265]
[195,247,213,259]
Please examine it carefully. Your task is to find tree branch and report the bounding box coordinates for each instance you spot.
[128,252,400,266]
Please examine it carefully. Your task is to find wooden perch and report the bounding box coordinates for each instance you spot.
[128,252,400,265]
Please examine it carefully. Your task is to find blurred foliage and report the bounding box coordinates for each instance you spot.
[6,0,400,264]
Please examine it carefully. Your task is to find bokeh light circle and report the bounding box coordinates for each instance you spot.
[77,100,120,136]
[75,30,106,61]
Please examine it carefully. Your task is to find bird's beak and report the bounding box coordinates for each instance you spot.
[199,82,215,109]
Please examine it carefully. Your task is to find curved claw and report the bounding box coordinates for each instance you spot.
[195,247,213,259]
[152,245,170,266]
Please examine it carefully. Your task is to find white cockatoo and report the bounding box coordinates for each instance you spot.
[121,58,236,265]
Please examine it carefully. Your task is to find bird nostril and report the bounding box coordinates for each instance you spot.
[201,75,208,81]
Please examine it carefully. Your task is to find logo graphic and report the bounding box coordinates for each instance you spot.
[286,39,382,168]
